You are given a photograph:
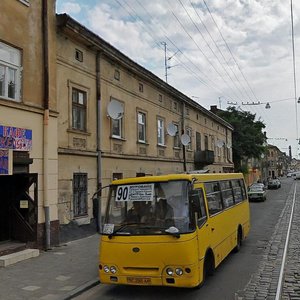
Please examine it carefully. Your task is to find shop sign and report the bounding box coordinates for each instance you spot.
[0,149,12,175]
[0,125,32,151]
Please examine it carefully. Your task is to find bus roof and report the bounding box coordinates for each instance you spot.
[111,173,244,185]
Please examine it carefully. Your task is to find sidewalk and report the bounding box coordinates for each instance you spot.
[0,234,100,300]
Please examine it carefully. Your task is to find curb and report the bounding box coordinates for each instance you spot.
[63,278,100,300]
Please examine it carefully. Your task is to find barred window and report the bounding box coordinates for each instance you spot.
[73,173,88,217]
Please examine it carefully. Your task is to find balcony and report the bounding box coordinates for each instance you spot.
[194,150,214,165]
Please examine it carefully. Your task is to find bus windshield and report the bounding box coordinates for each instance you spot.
[103,180,195,236]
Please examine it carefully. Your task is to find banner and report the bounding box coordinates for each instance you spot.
[0,125,32,151]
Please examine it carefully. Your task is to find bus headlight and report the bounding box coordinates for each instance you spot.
[110,266,117,274]
[175,268,183,276]
[103,265,110,273]
[166,268,174,276]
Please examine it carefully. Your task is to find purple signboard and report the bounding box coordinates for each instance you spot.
[0,149,10,175]
[0,125,32,151]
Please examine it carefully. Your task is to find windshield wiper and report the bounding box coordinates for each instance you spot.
[108,222,144,239]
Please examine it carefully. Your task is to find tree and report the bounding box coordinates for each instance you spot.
[216,106,267,171]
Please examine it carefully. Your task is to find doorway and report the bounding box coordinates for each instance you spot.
[0,173,38,243]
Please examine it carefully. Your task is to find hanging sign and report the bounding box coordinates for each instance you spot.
[0,125,32,151]
[0,149,13,175]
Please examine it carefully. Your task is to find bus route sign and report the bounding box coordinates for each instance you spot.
[115,184,154,202]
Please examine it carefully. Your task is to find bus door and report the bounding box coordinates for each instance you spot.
[189,187,210,270]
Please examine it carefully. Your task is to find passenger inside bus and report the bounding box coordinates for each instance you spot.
[126,201,152,223]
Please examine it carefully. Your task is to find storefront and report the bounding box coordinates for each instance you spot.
[0,125,38,247]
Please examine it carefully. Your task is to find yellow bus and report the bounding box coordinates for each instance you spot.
[99,172,250,288]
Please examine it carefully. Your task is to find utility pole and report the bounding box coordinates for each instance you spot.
[161,42,168,83]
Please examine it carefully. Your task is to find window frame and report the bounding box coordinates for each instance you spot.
[110,98,124,139]
[173,123,180,148]
[72,87,87,132]
[0,42,21,102]
[137,111,146,143]
[157,117,165,146]
[186,127,192,150]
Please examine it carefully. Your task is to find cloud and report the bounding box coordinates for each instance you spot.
[60,2,81,15]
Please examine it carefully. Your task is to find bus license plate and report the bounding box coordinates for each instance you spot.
[127,277,151,285]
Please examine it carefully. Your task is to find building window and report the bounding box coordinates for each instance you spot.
[110,99,123,139]
[173,101,178,111]
[158,94,162,102]
[196,132,201,151]
[204,135,209,150]
[138,112,146,143]
[18,0,30,6]
[72,88,87,131]
[0,42,21,101]
[114,69,120,80]
[73,173,88,217]
[112,118,122,138]
[157,118,165,145]
[186,127,192,150]
[139,83,143,92]
[112,173,123,180]
[173,123,180,148]
[75,49,83,62]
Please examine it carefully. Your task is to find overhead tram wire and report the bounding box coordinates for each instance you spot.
[168,7,244,103]
[177,0,251,102]
[115,0,229,98]
[203,0,260,103]
[189,0,254,103]
[199,0,277,125]
[126,0,240,103]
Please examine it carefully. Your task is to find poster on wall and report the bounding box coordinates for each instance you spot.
[0,149,13,175]
[0,125,32,151]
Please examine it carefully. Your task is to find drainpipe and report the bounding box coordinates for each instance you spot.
[42,0,50,249]
[96,51,102,228]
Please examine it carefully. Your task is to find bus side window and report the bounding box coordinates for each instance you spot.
[205,182,223,215]
[232,179,243,203]
[220,180,234,208]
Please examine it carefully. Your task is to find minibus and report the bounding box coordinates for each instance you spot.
[99,172,250,288]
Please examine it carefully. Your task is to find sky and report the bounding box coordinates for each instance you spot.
[56,0,300,159]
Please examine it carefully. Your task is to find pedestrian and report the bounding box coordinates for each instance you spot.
[93,197,100,233]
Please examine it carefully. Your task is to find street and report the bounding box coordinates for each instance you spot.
[74,178,293,300]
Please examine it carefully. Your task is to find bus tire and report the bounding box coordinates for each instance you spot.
[234,227,243,253]
[195,252,214,289]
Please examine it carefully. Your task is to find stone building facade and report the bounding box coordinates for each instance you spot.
[56,14,234,226]
[0,0,59,248]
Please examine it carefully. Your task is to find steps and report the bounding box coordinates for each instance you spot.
[0,248,39,267]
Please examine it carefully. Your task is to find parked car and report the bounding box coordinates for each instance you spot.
[249,182,266,190]
[248,185,267,202]
[268,179,281,189]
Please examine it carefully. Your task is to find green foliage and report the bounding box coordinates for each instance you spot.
[216,106,267,170]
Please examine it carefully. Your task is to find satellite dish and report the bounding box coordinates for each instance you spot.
[167,123,177,136]
[181,134,191,146]
[107,100,124,120]
[216,140,224,148]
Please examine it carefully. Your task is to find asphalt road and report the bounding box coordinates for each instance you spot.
[74,178,293,300]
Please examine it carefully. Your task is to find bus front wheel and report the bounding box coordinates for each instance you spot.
[234,227,243,253]
[196,253,215,289]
